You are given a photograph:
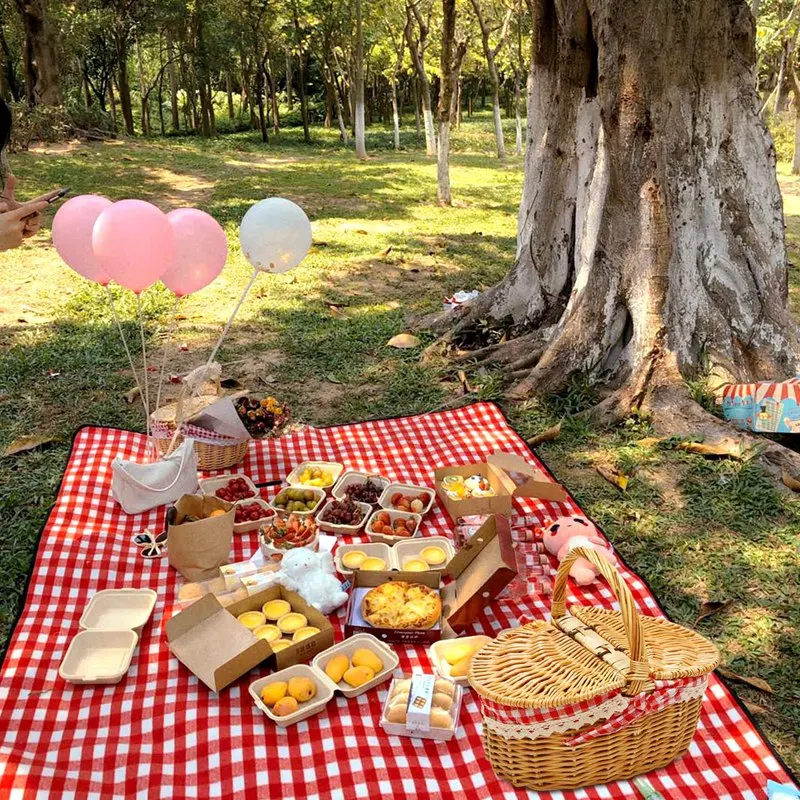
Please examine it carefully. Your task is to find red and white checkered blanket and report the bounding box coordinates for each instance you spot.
[0,402,795,799]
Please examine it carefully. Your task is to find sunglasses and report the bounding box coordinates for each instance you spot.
[132,530,168,559]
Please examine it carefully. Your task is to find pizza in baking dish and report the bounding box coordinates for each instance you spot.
[361,581,442,629]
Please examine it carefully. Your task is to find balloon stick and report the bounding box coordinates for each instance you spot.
[105,285,147,420]
[137,293,151,440]
[154,296,180,419]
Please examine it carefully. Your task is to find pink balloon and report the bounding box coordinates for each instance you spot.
[92,199,175,294]
[52,194,113,285]
[162,209,227,297]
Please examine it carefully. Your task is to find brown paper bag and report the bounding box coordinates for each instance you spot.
[168,494,234,581]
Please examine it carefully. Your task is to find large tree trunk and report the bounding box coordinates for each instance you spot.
[405,2,437,156]
[354,0,367,159]
[136,39,150,136]
[14,0,60,105]
[439,0,799,447]
[116,32,135,135]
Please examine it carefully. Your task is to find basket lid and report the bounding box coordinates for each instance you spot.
[469,621,627,708]
[569,607,719,681]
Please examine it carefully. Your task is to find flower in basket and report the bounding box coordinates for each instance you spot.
[261,513,318,552]
[235,395,291,438]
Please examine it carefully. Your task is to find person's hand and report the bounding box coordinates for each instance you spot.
[0,175,21,214]
[0,201,47,252]
[22,209,41,237]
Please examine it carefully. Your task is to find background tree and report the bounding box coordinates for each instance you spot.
[405,0,436,156]
[354,0,367,157]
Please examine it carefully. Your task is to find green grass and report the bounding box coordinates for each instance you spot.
[0,119,798,772]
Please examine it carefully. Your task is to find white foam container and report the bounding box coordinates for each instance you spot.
[268,487,326,518]
[79,588,157,635]
[429,635,492,686]
[260,530,320,564]
[378,483,435,516]
[334,542,393,576]
[286,461,344,490]
[59,629,139,685]
[318,499,372,535]
[199,474,259,503]
[380,675,463,740]
[233,498,274,534]
[365,508,422,545]
[250,635,399,726]
[311,633,399,698]
[331,471,390,504]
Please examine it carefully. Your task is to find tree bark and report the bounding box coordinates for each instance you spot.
[14,0,60,105]
[405,1,437,156]
[291,5,310,144]
[391,76,401,149]
[437,0,458,204]
[285,46,294,111]
[116,32,135,135]
[226,71,235,119]
[108,76,118,131]
[354,0,367,159]
[442,0,799,418]
[167,31,180,132]
[136,39,150,136]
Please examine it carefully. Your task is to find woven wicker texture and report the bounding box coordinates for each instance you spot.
[469,547,720,791]
[154,436,249,470]
[570,607,721,681]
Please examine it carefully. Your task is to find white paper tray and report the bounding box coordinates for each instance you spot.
[79,588,157,635]
[364,508,422,545]
[378,483,435,516]
[60,629,139,685]
[331,471,390,503]
[334,536,454,575]
[199,474,259,504]
[286,461,344,490]
[317,499,372,535]
[429,635,492,686]
[380,675,463,740]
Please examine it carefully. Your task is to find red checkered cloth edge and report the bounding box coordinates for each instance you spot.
[150,418,248,446]
[0,402,795,800]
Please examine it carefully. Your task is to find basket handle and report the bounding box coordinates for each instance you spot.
[551,546,650,695]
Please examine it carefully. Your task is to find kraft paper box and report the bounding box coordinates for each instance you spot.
[345,514,517,643]
[434,451,566,518]
[167,494,234,582]
[721,379,800,433]
[166,586,333,692]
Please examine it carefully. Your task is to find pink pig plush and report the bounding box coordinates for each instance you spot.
[541,516,616,585]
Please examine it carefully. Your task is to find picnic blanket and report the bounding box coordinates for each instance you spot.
[0,402,796,799]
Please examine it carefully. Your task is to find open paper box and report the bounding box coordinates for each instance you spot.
[434,451,566,517]
[166,586,333,692]
[345,515,516,644]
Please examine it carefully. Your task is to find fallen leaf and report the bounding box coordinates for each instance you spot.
[457,370,474,395]
[635,437,664,448]
[717,667,774,694]
[379,245,393,257]
[17,317,28,324]
[678,438,742,459]
[261,375,277,385]
[327,305,344,318]
[313,240,330,248]
[386,333,422,349]
[220,378,243,389]
[355,229,368,235]
[694,599,732,625]
[325,374,343,384]
[743,701,768,716]
[123,387,141,404]
[2,435,58,457]
[0,393,9,403]
[409,267,419,273]
[596,465,629,491]
[528,423,562,447]
[781,469,800,492]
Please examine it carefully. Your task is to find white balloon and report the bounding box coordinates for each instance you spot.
[238,197,312,273]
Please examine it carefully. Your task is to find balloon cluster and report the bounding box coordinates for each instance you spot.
[52,196,228,297]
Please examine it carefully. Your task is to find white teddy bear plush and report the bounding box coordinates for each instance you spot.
[278,548,349,614]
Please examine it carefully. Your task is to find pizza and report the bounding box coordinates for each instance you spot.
[361,581,442,630]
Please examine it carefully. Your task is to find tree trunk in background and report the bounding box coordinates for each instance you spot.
[405,2,437,156]
[354,0,367,159]
[108,78,117,131]
[413,75,422,136]
[14,0,60,104]
[391,76,401,149]
[116,33,135,135]
[136,39,150,136]
[226,72,235,119]
[167,32,180,132]
[514,69,523,155]
[80,58,92,107]
[445,0,799,460]
[0,25,21,101]
[266,59,280,133]
[775,40,788,116]
[437,0,458,205]
[285,47,294,111]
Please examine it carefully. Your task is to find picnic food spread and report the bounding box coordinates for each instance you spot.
[23,405,792,800]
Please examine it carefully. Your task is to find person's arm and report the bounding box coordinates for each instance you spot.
[0,201,47,252]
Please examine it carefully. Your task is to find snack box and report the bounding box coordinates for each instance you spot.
[364,508,423,545]
[199,474,260,503]
[286,461,344,490]
[166,586,333,692]
[331,471,390,504]
[434,451,566,517]
[249,634,399,727]
[233,498,274,534]
[317,498,372,535]
[429,635,492,686]
[378,483,435,516]
[260,530,320,564]
[335,536,455,576]
[268,486,326,518]
[344,514,516,643]
[380,674,463,741]
[60,587,157,685]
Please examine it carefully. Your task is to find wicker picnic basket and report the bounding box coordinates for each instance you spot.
[469,547,720,791]
[150,387,249,471]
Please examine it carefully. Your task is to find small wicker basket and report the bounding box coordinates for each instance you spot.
[469,547,720,791]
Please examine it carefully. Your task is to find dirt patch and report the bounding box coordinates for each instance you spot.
[140,166,215,208]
